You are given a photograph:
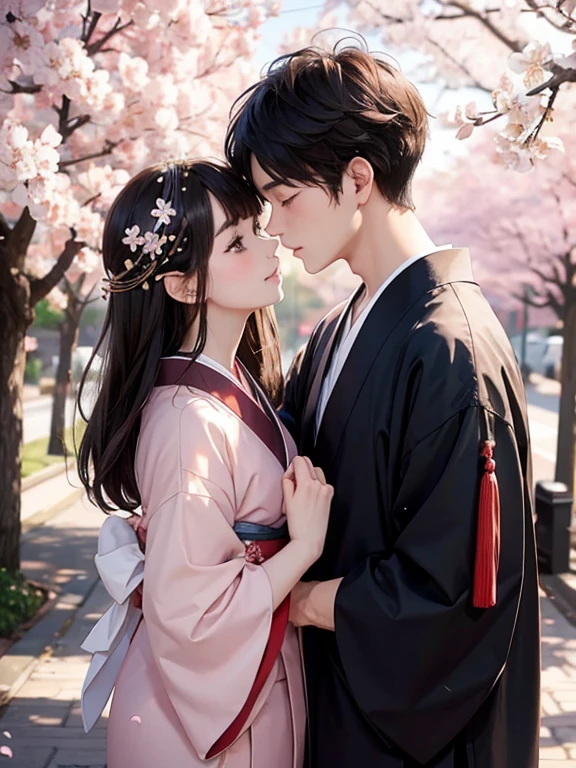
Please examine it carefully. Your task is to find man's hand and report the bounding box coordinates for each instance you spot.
[289,578,343,631]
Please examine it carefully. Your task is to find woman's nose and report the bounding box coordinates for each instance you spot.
[265,236,280,258]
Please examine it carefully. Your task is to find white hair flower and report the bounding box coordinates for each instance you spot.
[142,231,167,257]
[151,198,176,226]
[122,225,145,252]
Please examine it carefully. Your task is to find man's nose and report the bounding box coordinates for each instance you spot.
[265,209,283,238]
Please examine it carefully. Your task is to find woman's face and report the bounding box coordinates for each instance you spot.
[206,192,283,312]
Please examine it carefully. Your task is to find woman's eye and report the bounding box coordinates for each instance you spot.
[281,193,298,208]
[226,235,245,253]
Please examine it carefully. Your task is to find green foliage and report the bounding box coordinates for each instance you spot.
[24,357,42,384]
[34,298,64,329]
[0,569,45,638]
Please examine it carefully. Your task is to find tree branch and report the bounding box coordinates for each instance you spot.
[8,80,42,94]
[55,95,71,139]
[83,9,102,46]
[361,1,406,24]
[518,285,563,316]
[425,35,492,92]
[0,211,11,242]
[526,62,576,96]
[86,18,134,57]
[523,0,576,31]
[59,139,121,170]
[531,263,563,288]
[8,207,36,270]
[446,1,525,51]
[29,235,86,306]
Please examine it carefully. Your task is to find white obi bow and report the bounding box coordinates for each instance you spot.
[81,515,145,732]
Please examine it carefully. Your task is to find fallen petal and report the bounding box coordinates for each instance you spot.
[0,745,13,757]
[130,715,142,724]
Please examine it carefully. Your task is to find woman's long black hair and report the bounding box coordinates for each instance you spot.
[77,160,283,514]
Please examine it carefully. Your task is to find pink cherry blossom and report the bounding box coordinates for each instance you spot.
[509,40,552,90]
[1,0,272,327]
[0,745,13,758]
[342,0,575,172]
[8,19,46,76]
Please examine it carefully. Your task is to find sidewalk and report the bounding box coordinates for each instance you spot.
[21,463,83,531]
[1,497,575,766]
[541,592,576,765]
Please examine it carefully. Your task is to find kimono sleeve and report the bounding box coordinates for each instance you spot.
[142,410,274,760]
[334,405,527,764]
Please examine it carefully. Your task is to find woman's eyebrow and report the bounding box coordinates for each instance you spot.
[216,219,235,236]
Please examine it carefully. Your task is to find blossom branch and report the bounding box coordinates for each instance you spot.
[525,61,576,95]
[8,80,42,94]
[9,207,36,270]
[0,212,11,243]
[59,139,121,170]
[443,1,524,51]
[82,8,102,46]
[425,36,492,91]
[523,0,576,30]
[86,18,135,57]
[29,234,86,306]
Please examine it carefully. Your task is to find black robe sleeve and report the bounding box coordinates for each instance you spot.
[334,403,527,764]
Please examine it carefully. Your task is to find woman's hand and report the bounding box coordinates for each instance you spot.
[282,455,333,564]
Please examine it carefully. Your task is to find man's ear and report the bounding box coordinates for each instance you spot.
[159,271,198,304]
[346,157,374,206]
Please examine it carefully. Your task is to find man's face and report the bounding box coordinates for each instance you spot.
[250,156,362,275]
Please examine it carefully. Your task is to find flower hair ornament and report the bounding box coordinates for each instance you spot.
[102,164,189,296]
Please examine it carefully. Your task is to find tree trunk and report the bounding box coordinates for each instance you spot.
[48,302,81,456]
[555,299,576,495]
[0,256,34,571]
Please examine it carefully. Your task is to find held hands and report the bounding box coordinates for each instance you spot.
[282,456,333,566]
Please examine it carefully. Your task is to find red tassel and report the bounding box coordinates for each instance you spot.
[473,440,501,609]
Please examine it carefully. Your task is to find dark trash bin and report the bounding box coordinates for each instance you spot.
[535,481,574,574]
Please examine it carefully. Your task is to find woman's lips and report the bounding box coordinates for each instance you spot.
[266,266,282,282]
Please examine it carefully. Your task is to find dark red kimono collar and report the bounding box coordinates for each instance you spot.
[155,356,288,470]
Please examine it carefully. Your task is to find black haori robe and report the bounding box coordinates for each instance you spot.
[281,249,540,768]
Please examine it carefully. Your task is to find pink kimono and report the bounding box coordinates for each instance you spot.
[81,354,306,768]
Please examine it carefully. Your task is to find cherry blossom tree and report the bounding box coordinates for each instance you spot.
[0,0,272,571]
[339,0,576,172]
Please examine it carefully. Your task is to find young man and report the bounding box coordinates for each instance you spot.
[226,46,540,768]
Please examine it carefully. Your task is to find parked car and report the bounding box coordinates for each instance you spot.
[509,332,563,380]
[542,335,563,380]
[509,333,548,377]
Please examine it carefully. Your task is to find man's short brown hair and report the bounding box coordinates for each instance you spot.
[226,43,429,208]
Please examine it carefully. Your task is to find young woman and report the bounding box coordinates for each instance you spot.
[77,160,333,768]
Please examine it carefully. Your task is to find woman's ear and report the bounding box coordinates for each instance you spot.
[160,271,198,304]
[346,157,374,205]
